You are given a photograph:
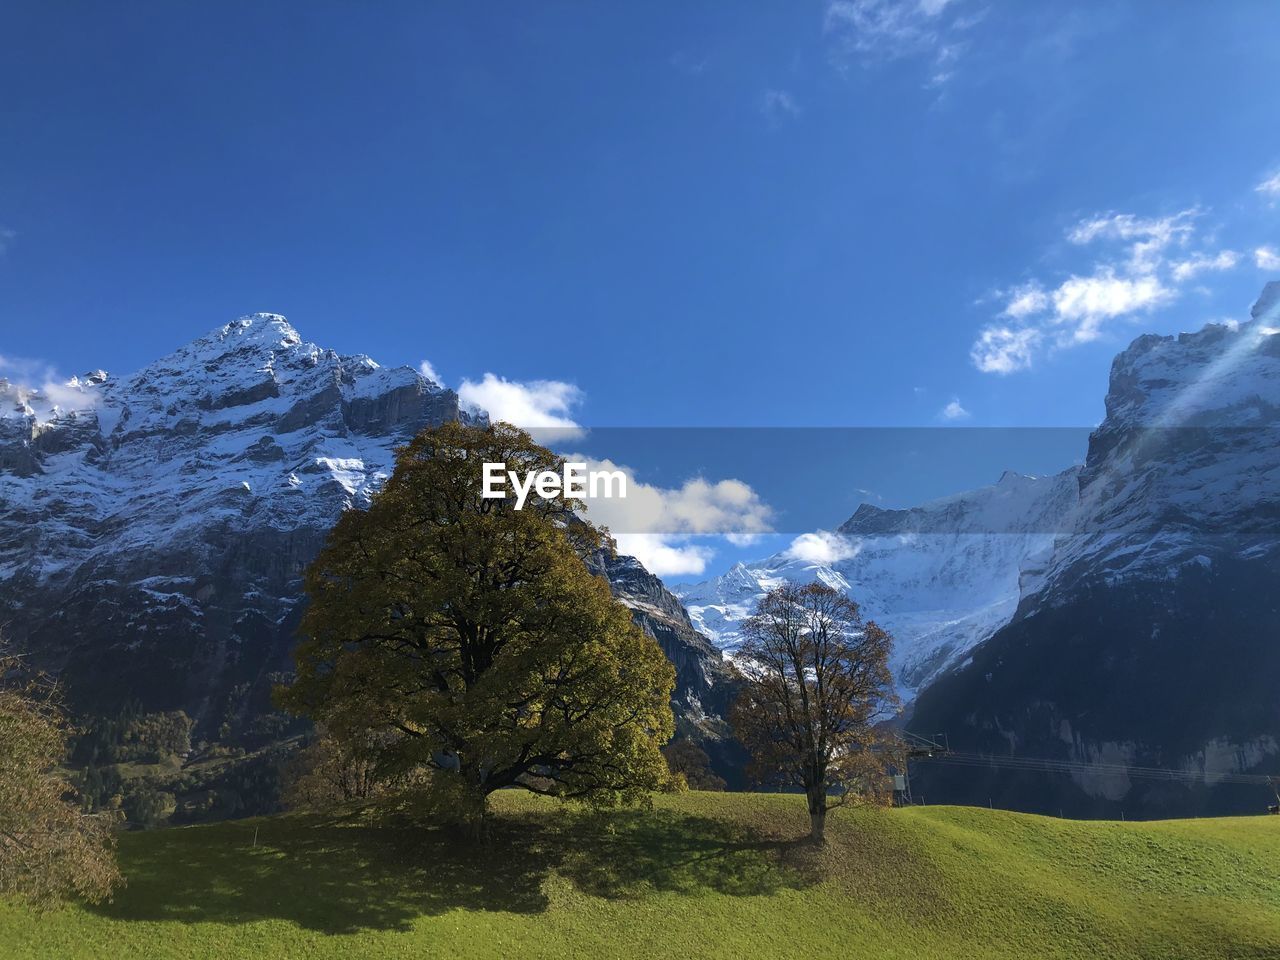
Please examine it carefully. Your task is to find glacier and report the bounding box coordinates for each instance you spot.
[675,467,1081,699]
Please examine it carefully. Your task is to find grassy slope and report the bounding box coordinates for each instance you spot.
[3,792,1278,960]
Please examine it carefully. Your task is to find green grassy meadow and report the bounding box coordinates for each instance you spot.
[3,791,1278,959]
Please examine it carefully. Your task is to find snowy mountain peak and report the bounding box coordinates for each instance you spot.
[1019,283,1280,603]
[191,313,306,358]
[222,312,301,345]
[1100,308,1280,432]
[139,312,309,382]
[1251,280,1280,322]
[0,313,480,586]
[838,467,1079,537]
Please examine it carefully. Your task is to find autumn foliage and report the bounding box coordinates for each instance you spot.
[0,653,122,906]
[277,422,676,835]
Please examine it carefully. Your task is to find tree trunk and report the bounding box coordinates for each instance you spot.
[807,790,827,845]
[465,798,489,843]
[459,764,490,843]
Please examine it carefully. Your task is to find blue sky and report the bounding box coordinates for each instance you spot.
[2,1,1279,579]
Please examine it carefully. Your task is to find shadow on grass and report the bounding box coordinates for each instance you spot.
[94,805,817,934]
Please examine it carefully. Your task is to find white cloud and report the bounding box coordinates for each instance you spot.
[0,226,14,256]
[973,206,1241,374]
[783,531,860,565]
[1049,270,1173,343]
[940,397,970,420]
[579,458,773,539]
[0,355,100,421]
[1256,172,1280,202]
[670,50,710,76]
[570,457,775,578]
[824,0,975,86]
[1065,210,1195,273]
[1256,246,1280,271]
[457,373,582,433]
[1066,210,1191,245]
[451,369,774,579]
[1001,282,1049,320]
[918,0,957,15]
[611,533,716,578]
[926,40,965,88]
[825,0,952,59]
[452,368,770,578]
[970,324,1041,374]
[761,88,801,124]
[42,380,95,411]
[1170,250,1239,282]
[417,359,441,384]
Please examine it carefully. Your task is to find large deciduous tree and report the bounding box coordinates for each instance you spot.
[730,583,900,844]
[0,653,122,906]
[277,422,675,836]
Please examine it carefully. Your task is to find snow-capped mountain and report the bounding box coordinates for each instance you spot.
[2,314,474,585]
[0,314,485,731]
[678,282,1280,816]
[910,282,1280,816]
[676,467,1080,698]
[0,314,731,762]
[1017,285,1280,603]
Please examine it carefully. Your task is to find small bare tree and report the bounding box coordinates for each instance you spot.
[730,583,900,844]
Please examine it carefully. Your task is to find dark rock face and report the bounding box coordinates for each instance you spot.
[0,314,734,787]
[909,555,1280,818]
[589,550,743,784]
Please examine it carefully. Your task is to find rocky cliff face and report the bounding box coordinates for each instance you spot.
[0,315,731,766]
[909,283,1280,816]
[589,550,744,783]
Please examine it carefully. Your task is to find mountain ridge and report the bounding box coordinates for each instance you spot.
[0,314,735,801]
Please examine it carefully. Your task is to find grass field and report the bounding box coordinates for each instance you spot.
[3,791,1278,959]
